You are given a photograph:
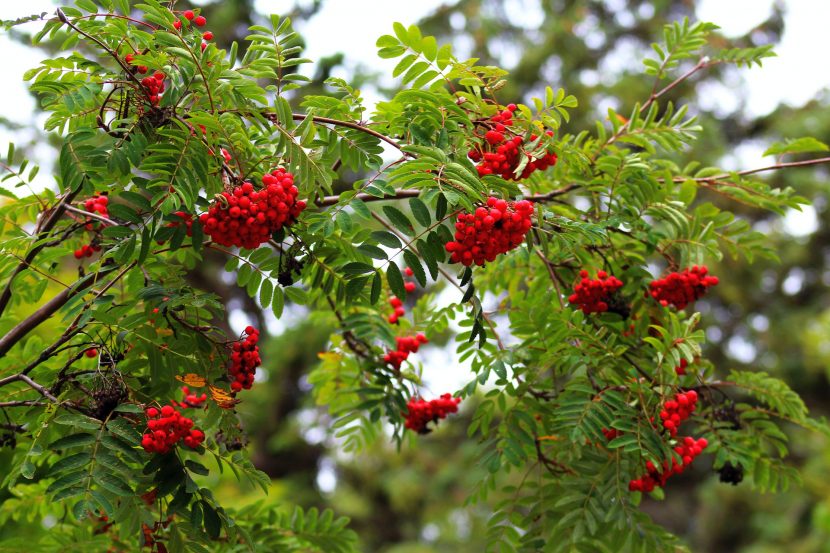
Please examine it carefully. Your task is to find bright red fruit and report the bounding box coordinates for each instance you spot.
[467,104,557,180]
[658,389,699,437]
[568,270,623,314]
[384,334,428,369]
[629,436,708,493]
[199,168,306,249]
[649,266,719,309]
[444,197,533,266]
[228,326,261,392]
[404,393,461,433]
[141,404,205,453]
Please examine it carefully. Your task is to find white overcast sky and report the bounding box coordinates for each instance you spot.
[0,0,826,391]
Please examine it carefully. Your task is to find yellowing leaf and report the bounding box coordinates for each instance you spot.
[175,374,207,387]
[209,385,240,409]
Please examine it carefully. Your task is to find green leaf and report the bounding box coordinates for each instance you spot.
[95,473,133,496]
[202,501,221,539]
[371,230,402,248]
[49,433,96,450]
[370,271,382,304]
[386,263,406,298]
[382,206,414,235]
[403,250,427,286]
[409,197,431,227]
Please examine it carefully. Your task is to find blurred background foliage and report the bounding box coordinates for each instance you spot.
[3,0,830,551]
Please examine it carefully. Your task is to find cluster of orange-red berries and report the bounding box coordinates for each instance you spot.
[568,270,624,314]
[229,326,261,392]
[467,104,558,180]
[199,168,306,249]
[659,389,699,437]
[139,71,166,106]
[445,197,534,266]
[173,9,213,51]
[629,436,708,493]
[404,394,462,434]
[141,404,205,454]
[648,266,719,309]
[568,266,719,317]
[383,333,428,370]
[177,386,207,408]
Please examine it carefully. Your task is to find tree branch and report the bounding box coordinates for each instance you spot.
[0,266,116,359]
[0,187,83,317]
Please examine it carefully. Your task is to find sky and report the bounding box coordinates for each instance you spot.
[0,0,828,390]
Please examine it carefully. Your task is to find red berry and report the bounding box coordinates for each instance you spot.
[183,10,194,20]
[194,15,206,27]
[84,348,98,358]
[173,20,181,30]
[203,31,214,40]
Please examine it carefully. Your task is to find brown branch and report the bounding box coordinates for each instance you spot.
[56,9,149,99]
[0,401,47,408]
[0,187,83,317]
[672,156,830,183]
[315,182,578,208]
[16,374,58,403]
[290,113,408,154]
[64,204,120,227]
[0,266,117,359]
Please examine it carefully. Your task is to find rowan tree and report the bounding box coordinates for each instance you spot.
[0,1,827,551]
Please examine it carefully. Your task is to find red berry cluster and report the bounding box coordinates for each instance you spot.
[73,243,101,259]
[628,436,708,493]
[649,266,719,310]
[388,296,405,325]
[675,358,688,376]
[602,428,621,441]
[444,197,534,266]
[467,104,558,180]
[83,194,109,220]
[568,270,624,314]
[221,148,232,164]
[166,211,194,236]
[404,393,462,434]
[174,10,212,51]
[141,404,205,454]
[383,333,428,370]
[199,168,306,249]
[658,389,699,437]
[140,71,166,106]
[229,326,261,392]
[178,386,207,408]
[387,268,417,324]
